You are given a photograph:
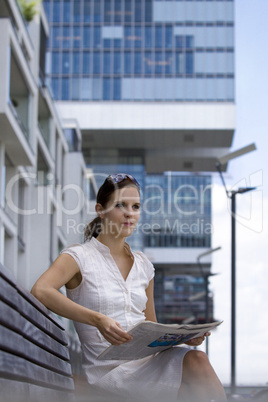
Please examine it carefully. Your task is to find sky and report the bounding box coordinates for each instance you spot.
[205,0,268,386]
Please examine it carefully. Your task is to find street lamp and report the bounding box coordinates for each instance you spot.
[197,246,222,356]
[216,143,257,394]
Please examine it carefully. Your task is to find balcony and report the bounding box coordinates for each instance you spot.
[0,18,36,166]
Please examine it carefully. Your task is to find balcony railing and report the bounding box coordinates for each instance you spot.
[38,122,50,149]
[8,100,29,141]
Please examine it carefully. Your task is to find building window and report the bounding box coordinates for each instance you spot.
[103,52,111,74]
[93,26,101,48]
[64,128,81,152]
[63,0,71,22]
[83,0,91,23]
[134,52,142,74]
[113,78,121,100]
[82,52,90,74]
[103,78,111,100]
[124,51,132,74]
[94,0,101,22]
[72,52,80,74]
[114,52,121,74]
[62,77,69,100]
[93,52,101,74]
[83,26,91,48]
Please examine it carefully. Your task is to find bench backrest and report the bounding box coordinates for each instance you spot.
[0,262,75,402]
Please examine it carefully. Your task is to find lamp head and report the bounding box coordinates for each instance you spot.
[217,143,256,166]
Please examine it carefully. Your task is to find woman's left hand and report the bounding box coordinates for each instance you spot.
[184,331,211,347]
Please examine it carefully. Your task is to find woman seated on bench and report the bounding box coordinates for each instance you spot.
[31,173,227,402]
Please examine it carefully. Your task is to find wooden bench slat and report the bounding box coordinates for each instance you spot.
[0,276,19,309]
[17,283,65,330]
[0,263,16,285]
[0,278,68,345]
[0,300,23,330]
[0,351,74,391]
[18,296,69,345]
[0,301,70,360]
[22,319,70,361]
[0,325,72,376]
[0,263,64,329]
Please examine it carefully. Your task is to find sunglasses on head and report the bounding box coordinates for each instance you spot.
[107,174,140,188]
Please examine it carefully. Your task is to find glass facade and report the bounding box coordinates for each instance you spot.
[44,0,234,101]
[155,274,214,324]
[88,152,211,252]
[144,173,211,248]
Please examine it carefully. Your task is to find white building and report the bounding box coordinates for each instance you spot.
[0,0,90,291]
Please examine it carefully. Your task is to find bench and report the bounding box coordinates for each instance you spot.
[0,262,75,402]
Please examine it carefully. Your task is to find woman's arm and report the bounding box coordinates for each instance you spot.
[31,254,132,345]
[144,278,157,322]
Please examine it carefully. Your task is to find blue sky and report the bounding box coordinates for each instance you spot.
[207,0,268,386]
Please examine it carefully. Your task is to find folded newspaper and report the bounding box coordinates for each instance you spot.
[97,320,222,360]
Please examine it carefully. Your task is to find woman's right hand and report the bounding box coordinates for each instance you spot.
[95,314,133,345]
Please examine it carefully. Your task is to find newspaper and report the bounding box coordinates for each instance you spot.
[97,320,222,360]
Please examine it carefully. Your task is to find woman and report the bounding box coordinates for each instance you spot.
[31,174,227,402]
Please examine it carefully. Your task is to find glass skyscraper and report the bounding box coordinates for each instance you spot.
[44,0,234,102]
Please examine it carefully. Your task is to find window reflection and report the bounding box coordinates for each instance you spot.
[73,26,81,49]
[62,27,70,48]
[124,26,133,48]
[144,52,152,75]
[62,52,70,74]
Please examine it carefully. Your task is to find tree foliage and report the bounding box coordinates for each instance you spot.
[17,0,41,23]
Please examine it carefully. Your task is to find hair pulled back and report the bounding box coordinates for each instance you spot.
[84,177,140,241]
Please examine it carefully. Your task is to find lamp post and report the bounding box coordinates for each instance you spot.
[197,247,221,356]
[216,143,257,394]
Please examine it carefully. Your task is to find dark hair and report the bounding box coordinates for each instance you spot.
[84,176,140,241]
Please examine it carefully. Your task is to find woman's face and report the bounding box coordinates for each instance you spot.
[97,185,140,238]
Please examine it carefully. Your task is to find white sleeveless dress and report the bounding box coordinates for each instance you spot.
[61,237,190,401]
